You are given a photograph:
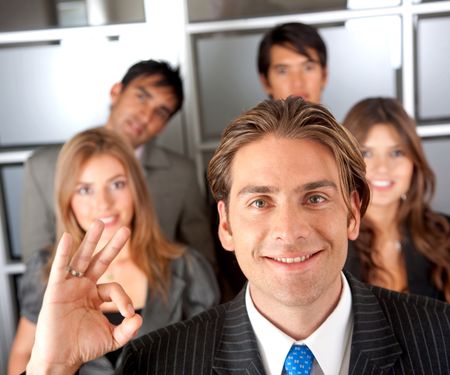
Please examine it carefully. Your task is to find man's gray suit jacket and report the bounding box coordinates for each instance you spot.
[20,141,216,266]
[118,272,450,374]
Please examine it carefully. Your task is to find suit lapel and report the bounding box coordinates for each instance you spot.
[212,289,266,375]
[346,273,403,374]
[210,275,405,374]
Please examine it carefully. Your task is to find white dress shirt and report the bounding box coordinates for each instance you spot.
[246,272,353,375]
[135,145,144,160]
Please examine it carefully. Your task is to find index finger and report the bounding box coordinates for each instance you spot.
[48,232,74,284]
[84,226,131,281]
[69,220,104,275]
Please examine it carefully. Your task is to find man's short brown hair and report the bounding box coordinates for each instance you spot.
[207,97,370,217]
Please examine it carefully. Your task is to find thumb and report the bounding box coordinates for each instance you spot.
[112,314,143,349]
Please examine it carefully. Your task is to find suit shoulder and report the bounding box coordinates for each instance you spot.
[133,303,226,349]
[370,284,449,314]
[127,304,226,356]
[348,271,449,314]
[155,145,195,167]
[121,303,228,372]
[344,274,450,373]
[349,273,450,344]
[27,145,62,168]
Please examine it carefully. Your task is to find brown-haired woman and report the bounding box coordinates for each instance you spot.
[8,127,220,374]
[343,97,450,302]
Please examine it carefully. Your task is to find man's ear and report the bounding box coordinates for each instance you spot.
[259,74,273,96]
[347,191,361,241]
[217,200,234,252]
[110,82,123,105]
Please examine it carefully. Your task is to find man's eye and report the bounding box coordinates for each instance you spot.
[303,62,317,72]
[274,66,287,74]
[251,199,266,208]
[137,92,147,102]
[156,108,170,120]
[308,195,325,204]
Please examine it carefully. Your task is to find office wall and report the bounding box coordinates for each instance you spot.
[423,137,450,215]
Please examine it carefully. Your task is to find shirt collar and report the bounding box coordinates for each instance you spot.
[135,145,145,160]
[246,272,353,375]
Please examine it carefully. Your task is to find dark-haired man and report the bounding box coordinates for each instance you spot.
[21,60,216,268]
[258,22,328,103]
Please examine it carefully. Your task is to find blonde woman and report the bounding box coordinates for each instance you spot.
[8,128,220,374]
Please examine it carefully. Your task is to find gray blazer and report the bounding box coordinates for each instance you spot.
[118,272,450,374]
[20,141,216,267]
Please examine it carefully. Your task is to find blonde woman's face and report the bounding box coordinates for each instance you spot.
[361,124,414,210]
[70,154,134,248]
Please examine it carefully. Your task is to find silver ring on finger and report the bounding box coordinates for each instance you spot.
[66,265,84,278]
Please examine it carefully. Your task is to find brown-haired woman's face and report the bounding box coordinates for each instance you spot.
[70,154,134,248]
[360,124,413,210]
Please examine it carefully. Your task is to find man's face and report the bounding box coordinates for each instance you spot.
[217,135,360,315]
[260,44,327,103]
[106,74,178,148]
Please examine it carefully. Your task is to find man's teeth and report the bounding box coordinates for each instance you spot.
[273,254,312,263]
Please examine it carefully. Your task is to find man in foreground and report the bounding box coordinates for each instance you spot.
[21,59,216,268]
[224,22,330,295]
[27,97,450,374]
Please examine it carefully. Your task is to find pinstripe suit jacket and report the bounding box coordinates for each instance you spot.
[117,272,450,374]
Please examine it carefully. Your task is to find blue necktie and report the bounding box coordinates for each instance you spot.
[283,344,314,375]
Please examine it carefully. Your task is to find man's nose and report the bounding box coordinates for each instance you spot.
[271,204,310,243]
[139,102,155,123]
[291,73,305,89]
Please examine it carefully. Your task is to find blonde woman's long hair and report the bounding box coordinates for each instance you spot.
[49,127,183,298]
